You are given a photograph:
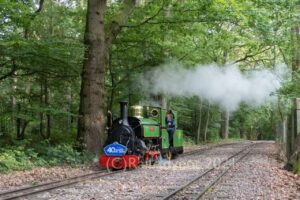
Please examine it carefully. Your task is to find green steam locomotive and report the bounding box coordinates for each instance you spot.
[99,102,184,169]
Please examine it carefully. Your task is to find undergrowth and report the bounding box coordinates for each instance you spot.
[0,140,94,173]
[294,158,300,175]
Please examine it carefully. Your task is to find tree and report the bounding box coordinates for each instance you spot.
[77,0,136,153]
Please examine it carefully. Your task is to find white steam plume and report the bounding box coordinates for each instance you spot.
[142,62,287,111]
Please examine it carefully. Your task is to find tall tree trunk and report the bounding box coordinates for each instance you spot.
[292,25,300,73]
[288,4,300,162]
[21,121,29,137]
[11,69,18,138]
[45,79,51,139]
[77,0,136,153]
[219,50,229,140]
[159,2,170,110]
[77,0,107,153]
[220,110,229,139]
[39,78,50,139]
[108,51,115,112]
[239,128,246,139]
[40,81,45,138]
[204,103,211,142]
[16,104,22,139]
[196,100,203,144]
[126,69,133,106]
[66,85,72,129]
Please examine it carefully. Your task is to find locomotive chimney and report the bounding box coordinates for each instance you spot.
[120,101,129,126]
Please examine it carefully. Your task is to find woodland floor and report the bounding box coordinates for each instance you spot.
[1,141,299,200]
[0,141,231,192]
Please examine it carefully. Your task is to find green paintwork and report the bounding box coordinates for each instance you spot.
[139,118,160,138]
[139,118,159,125]
[161,129,169,149]
[173,129,184,148]
[143,124,160,137]
[130,105,183,149]
[161,128,183,149]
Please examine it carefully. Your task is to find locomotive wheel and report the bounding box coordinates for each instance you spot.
[164,149,172,160]
[145,154,156,165]
[112,157,125,170]
[177,149,184,154]
[151,154,158,165]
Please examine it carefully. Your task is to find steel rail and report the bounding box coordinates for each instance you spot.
[181,142,246,157]
[0,170,121,200]
[162,143,254,200]
[195,147,253,200]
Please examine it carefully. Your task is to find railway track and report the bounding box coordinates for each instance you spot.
[161,143,254,200]
[0,170,121,200]
[181,142,244,157]
[0,142,248,200]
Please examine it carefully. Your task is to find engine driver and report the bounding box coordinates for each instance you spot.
[165,110,175,148]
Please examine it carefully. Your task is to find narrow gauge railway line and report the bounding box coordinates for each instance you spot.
[0,170,121,200]
[181,142,246,157]
[161,143,254,200]
[0,142,247,200]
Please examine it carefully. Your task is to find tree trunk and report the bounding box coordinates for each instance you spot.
[77,0,136,153]
[16,103,26,140]
[287,5,300,163]
[196,100,203,144]
[220,110,229,139]
[66,85,72,129]
[39,78,50,139]
[11,69,18,138]
[40,81,45,138]
[45,79,51,139]
[127,69,133,106]
[16,104,22,140]
[219,50,229,140]
[239,128,246,139]
[77,0,107,153]
[204,103,211,142]
[292,26,300,73]
[108,51,115,112]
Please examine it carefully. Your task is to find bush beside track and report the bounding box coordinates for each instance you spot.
[0,141,93,173]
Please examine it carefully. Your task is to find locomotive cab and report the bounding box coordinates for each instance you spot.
[130,105,184,157]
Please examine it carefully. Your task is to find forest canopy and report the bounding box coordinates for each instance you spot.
[0,0,299,171]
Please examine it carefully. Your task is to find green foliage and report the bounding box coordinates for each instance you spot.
[207,129,221,142]
[0,141,93,173]
[0,147,35,172]
[183,135,196,146]
[294,158,300,175]
[230,104,278,140]
[280,70,300,98]
[0,0,299,171]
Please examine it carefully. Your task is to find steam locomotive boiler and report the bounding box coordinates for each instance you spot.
[99,101,184,169]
